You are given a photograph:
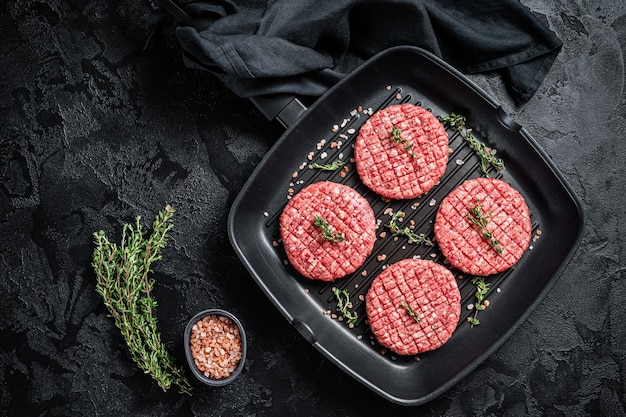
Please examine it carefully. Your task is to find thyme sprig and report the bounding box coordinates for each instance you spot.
[314,215,345,243]
[467,198,503,254]
[92,205,192,394]
[468,277,490,327]
[391,126,418,158]
[333,288,358,324]
[385,210,435,246]
[438,113,505,177]
[399,301,422,324]
[312,160,344,171]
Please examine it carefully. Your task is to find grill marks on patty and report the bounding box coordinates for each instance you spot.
[280,181,376,281]
[434,178,532,276]
[355,103,449,199]
[366,259,461,356]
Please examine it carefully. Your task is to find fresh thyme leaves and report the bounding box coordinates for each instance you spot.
[311,160,344,171]
[399,301,422,324]
[468,277,490,327]
[439,112,466,130]
[467,198,503,254]
[391,126,418,158]
[438,113,505,177]
[314,215,345,243]
[333,288,358,324]
[465,130,505,176]
[385,210,435,246]
[392,126,404,142]
[92,205,192,395]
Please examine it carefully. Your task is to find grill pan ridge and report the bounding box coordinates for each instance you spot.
[228,46,584,405]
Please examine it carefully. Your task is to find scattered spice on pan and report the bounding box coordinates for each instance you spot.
[399,301,422,324]
[314,215,345,243]
[332,288,358,325]
[438,113,505,177]
[189,314,243,380]
[467,277,490,327]
[92,205,192,394]
[385,210,435,247]
[467,198,503,254]
[311,160,344,171]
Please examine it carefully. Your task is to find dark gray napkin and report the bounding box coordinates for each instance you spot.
[164,0,562,105]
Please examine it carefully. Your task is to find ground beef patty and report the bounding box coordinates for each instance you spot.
[434,177,532,276]
[366,259,461,355]
[280,181,376,281]
[354,103,449,199]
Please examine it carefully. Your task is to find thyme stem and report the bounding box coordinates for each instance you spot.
[92,205,192,394]
[385,211,435,246]
[399,301,422,324]
[311,160,344,171]
[438,113,505,177]
[332,288,358,324]
[391,126,418,158]
[467,198,503,254]
[468,277,490,327]
[314,215,345,243]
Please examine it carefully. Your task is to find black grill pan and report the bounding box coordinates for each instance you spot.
[228,46,584,405]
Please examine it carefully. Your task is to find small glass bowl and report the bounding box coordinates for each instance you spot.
[184,309,247,386]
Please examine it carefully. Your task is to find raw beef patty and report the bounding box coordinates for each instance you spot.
[434,177,532,276]
[280,181,376,281]
[354,103,449,199]
[366,259,461,355]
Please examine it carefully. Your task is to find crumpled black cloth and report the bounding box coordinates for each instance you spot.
[165,0,562,105]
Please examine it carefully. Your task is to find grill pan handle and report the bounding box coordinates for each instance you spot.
[249,95,308,129]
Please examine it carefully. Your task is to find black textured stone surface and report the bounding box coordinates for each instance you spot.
[1,1,625,416]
